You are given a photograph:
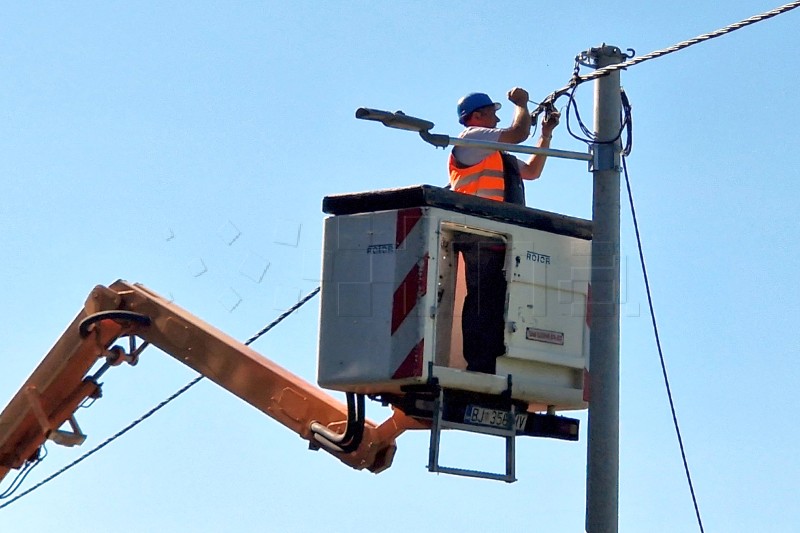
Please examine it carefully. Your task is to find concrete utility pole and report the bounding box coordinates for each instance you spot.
[586,44,625,533]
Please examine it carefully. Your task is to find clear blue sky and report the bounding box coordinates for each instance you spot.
[1,2,798,531]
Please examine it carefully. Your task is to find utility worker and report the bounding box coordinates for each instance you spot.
[449,88,561,374]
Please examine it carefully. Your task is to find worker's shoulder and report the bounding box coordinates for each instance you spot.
[453,127,502,166]
[459,126,501,141]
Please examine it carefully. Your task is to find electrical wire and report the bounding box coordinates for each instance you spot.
[532,0,800,120]
[243,287,320,345]
[563,85,632,148]
[622,156,705,532]
[0,286,321,511]
[581,0,800,84]
[0,378,200,510]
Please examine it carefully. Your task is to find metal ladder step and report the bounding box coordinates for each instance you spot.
[427,387,517,483]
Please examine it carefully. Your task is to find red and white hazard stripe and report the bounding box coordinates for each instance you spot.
[389,208,428,379]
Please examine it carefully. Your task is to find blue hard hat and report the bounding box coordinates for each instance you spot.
[457,92,501,124]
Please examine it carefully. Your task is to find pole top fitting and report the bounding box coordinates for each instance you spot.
[580,44,631,68]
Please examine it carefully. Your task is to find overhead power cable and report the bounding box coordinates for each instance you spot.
[0,286,321,510]
[533,0,800,117]
[622,157,705,532]
[582,0,800,83]
[244,287,320,346]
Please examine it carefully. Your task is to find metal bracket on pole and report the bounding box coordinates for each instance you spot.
[590,143,619,172]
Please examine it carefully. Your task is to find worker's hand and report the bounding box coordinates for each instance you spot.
[507,87,529,107]
[541,110,561,135]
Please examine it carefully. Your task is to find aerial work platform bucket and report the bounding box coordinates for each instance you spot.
[317,185,592,480]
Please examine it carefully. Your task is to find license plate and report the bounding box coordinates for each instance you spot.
[464,405,528,431]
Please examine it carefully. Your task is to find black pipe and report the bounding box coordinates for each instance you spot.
[309,393,366,454]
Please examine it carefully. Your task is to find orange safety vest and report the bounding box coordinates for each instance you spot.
[448,151,505,202]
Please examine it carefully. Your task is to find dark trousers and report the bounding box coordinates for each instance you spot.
[455,237,507,374]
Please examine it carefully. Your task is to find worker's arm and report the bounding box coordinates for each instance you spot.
[497,87,532,144]
[519,110,561,180]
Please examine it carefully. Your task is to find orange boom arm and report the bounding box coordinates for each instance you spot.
[0,280,423,485]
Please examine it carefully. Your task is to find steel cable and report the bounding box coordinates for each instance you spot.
[622,156,705,532]
[532,1,800,119]
[581,0,800,84]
